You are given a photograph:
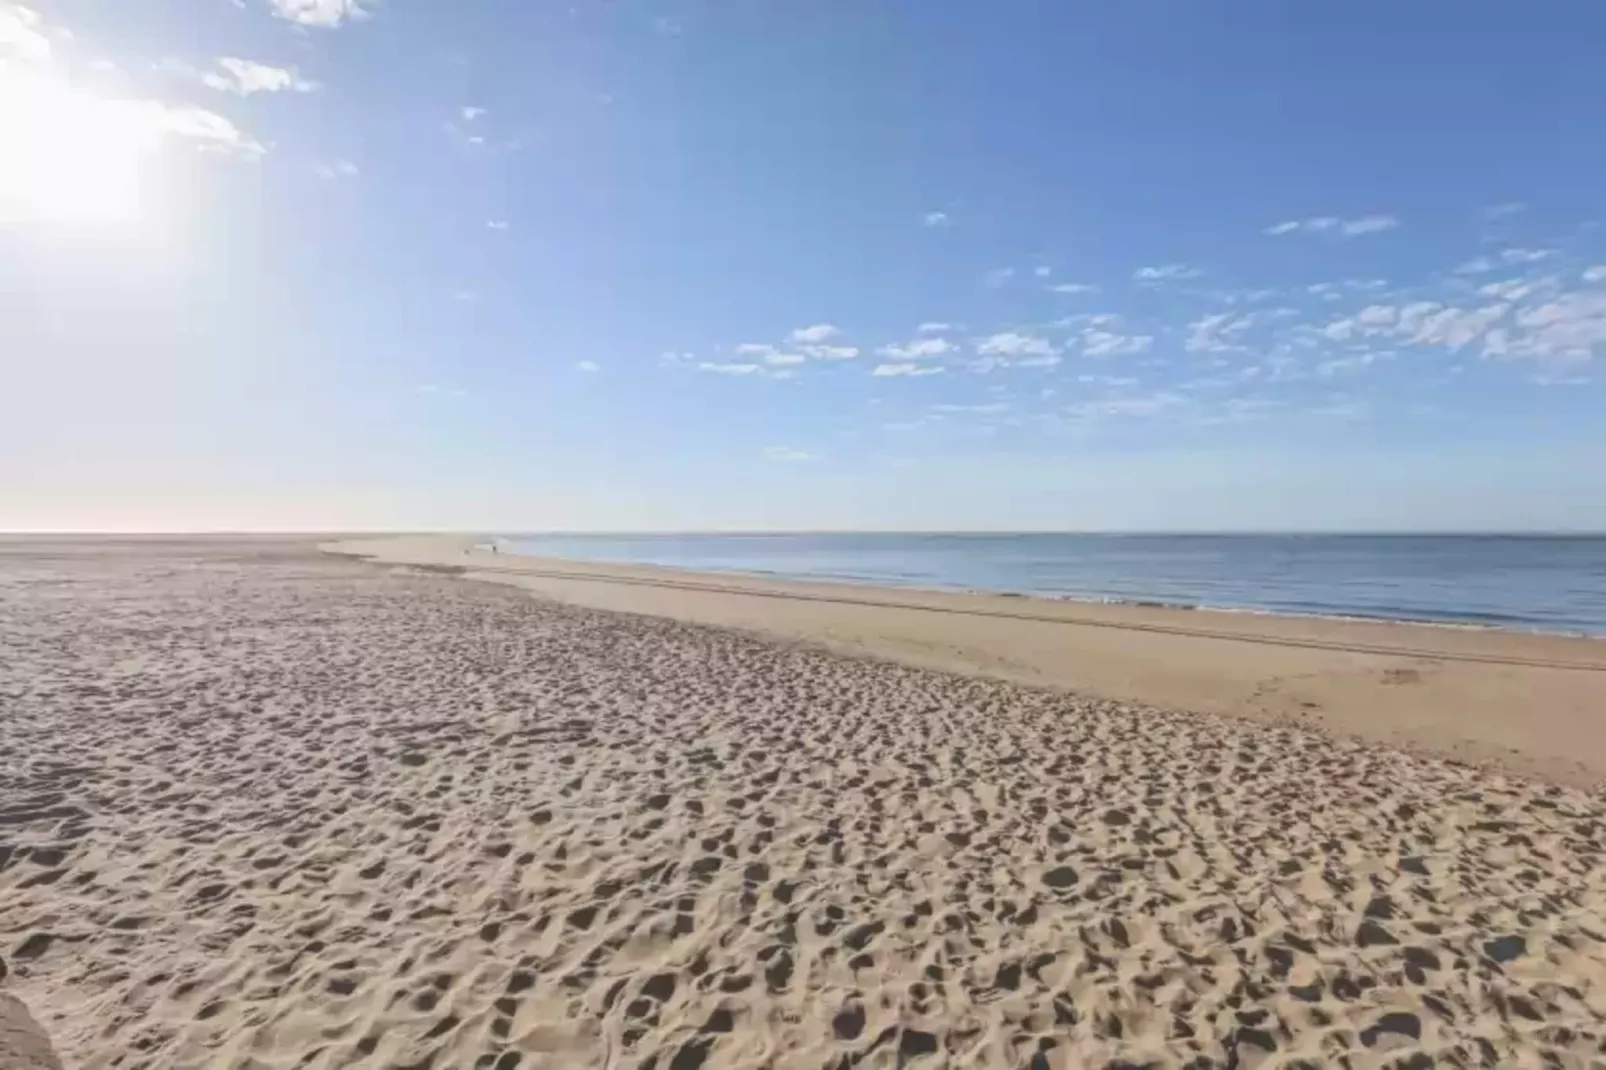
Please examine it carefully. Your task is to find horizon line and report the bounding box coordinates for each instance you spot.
[6,529,1606,539]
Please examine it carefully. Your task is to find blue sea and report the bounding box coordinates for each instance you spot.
[502,534,1606,637]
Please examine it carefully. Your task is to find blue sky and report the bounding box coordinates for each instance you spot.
[4,0,1606,531]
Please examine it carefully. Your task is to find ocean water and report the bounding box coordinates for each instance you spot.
[503,533,1606,637]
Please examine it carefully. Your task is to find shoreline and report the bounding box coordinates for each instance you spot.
[492,537,1606,641]
[328,534,1606,788]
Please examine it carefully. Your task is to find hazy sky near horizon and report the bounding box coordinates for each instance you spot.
[4,0,1606,531]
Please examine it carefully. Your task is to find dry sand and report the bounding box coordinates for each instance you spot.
[334,536,1606,790]
[3,536,1606,1069]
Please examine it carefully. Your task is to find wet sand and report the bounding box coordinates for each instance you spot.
[3,537,1605,1069]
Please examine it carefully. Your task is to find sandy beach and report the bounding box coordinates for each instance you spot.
[4,536,1606,1068]
[336,536,1606,789]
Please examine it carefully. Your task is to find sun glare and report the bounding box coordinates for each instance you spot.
[1,66,160,224]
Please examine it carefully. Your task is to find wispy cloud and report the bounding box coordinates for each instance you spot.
[1049,282,1099,295]
[922,211,951,228]
[135,102,267,158]
[314,159,359,179]
[461,105,486,121]
[0,4,52,63]
[200,57,317,95]
[1264,215,1399,237]
[1133,263,1201,282]
[1455,248,1553,274]
[1485,292,1606,365]
[1585,266,1606,283]
[878,337,954,360]
[932,402,1009,415]
[4,7,266,170]
[1184,312,1255,354]
[696,361,762,375]
[983,267,1016,289]
[1310,288,1603,366]
[917,322,953,333]
[976,332,1055,358]
[486,219,508,231]
[872,363,943,377]
[575,360,601,372]
[268,0,371,28]
[1080,329,1154,358]
[1342,215,1399,236]
[763,446,812,461]
[788,323,839,344]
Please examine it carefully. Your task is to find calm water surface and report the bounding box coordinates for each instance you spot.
[503,534,1606,637]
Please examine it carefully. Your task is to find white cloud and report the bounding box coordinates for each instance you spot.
[872,362,943,377]
[314,158,359,179]
[764,352,806,366]
[977,332,1055,358]
[697,361,762,375]
[151,104,266,156]
[1404,303,1510,350]
[1265,215,1394,236]
[0,4,266,217]
[983,266,1016,288]
[269,0,371,28]
[1582,266,1606,283]
[1478,278,1540,302]
[803,345,859,360]
[1342,215,1399,235]
[487,219,508,230]
[461,105,486,121]
[575,360,601,372]
[1322,299,1512,354]
[763,446,812,462]
[1,4,53,62]
[788,323,839,344]
[1265,215,1399,237]
[922,211,950,227]
[1484,292,1606,364]
[917,322,953,333]
[1133,263,1200,282]
[1049,282,1099,294]
[1184,312,1254,354]
[1456,248,1552,275]
[1081,330,1154,358]
[1033,266,1051,278]
[201,57,317,95]
[878,337,954,360]
[932,402,1009,415]
[1484,202,1527,219]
